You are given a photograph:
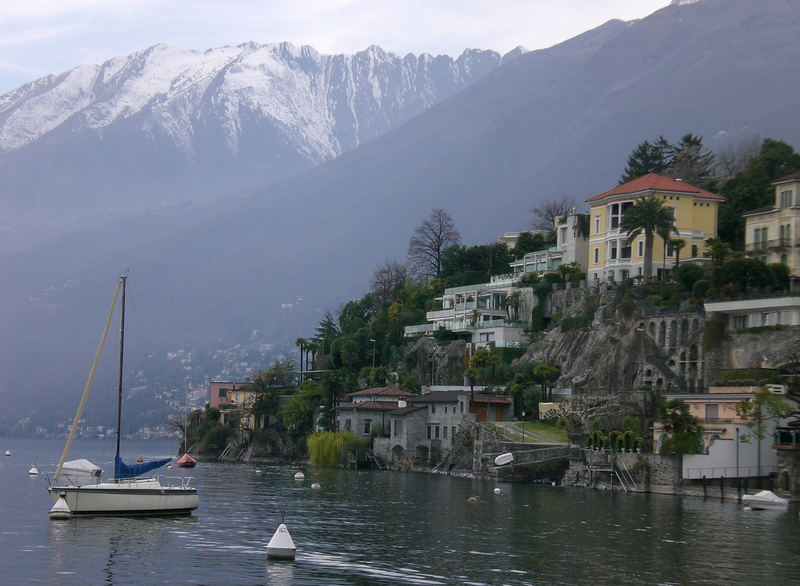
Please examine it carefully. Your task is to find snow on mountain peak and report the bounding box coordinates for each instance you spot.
[0,43,502,160]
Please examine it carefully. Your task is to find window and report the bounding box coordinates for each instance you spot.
[218,388,227,397]
[435,426,440,439]
[559,226,567,244]
[443,426,448,439]
[754,227,768,248]
[705,404,719,420]
[431,404,436,414]
[593,248,599,264]
[780,189,793,208]
[692,244,698,257]
[452,426,457,438]
[364,419,372,435]
[594,215,600,235]
[427,426,432,439]
[733,315,746,330]
[345,420,351,431]
[610,241,618,260]
[609,203,620,229]
[638,241,643,257]
[780,224,791,246]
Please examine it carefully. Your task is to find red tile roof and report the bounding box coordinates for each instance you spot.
[346,387,416,398]
[585,173,724,203]
[335,400,403,411]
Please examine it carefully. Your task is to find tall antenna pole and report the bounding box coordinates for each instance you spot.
[115,275,127,461]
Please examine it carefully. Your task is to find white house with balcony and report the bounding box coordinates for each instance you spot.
[509,210,589,276]
[704,296,800,331]
[404,274,535,349]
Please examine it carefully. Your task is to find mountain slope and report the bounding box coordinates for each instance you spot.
[1,0,800,433]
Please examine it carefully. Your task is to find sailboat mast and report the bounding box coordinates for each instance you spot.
[115,275,127,461]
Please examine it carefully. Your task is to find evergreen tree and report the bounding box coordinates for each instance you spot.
[666,133,716,187]
[620,136,673,183]
[718,139,800,247]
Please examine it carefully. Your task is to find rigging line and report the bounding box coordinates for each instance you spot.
[54,277,122,481]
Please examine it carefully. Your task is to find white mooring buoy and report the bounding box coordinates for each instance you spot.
[293,471,305,481]
[266,514,296,560]
[28,465,39,475]
[311,482,321,490]
[49,494,72,520]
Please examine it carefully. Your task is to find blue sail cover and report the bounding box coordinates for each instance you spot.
[114,455,171,479]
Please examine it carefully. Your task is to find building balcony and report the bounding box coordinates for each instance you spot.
[745,238,798,252]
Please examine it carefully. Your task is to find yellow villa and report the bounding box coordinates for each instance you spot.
[584,173,724,283]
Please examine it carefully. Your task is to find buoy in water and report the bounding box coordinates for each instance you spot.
[28,465,39,475]
[468,496,478,504]
[137,457,143,462]
[493,488,501,495]
[49,494,72,520]
[293,471,305,481]
[311,482,321,490]
[4,450,10,456]
[266,523,297,560]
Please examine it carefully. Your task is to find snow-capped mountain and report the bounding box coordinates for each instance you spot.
[0,42,513,250]
[0,42,508,157]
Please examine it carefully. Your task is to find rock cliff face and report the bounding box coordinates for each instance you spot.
[413,282,800,396]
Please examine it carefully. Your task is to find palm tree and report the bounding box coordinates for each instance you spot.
[671,238,687,270]
[533,363,559,402]
[621,195,677,282]
[704,237,732,290]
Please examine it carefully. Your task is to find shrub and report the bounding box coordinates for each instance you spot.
[703,319,725,352]
[692,279,712,299]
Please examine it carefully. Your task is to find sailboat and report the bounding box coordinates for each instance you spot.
[176,398,197,468]
[47,275,199,517]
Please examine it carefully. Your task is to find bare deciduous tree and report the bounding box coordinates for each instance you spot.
[715,135,761,181]
[407,209,460,279]
[530,196,576,231]
[370,259,408,305]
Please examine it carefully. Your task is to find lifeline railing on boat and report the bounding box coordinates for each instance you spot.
[44,472,195,489]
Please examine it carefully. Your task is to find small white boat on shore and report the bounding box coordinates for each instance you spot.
[494,452,514,466]
[742,490,789,511]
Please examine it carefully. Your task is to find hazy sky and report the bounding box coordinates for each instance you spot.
[0,1,670,95]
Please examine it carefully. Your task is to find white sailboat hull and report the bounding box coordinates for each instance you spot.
[48,477,198,516]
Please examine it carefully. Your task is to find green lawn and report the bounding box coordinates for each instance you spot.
[521,421,568,443]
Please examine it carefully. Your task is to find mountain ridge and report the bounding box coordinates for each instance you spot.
[2,0,800,433]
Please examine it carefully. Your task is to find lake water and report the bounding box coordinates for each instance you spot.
[1,436,798,585]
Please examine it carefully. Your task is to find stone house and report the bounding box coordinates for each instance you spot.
[584,173,724,283]
[335,387,416,436]
[363,389,513,465]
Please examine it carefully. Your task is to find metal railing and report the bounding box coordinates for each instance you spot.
[684,465,777,479]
